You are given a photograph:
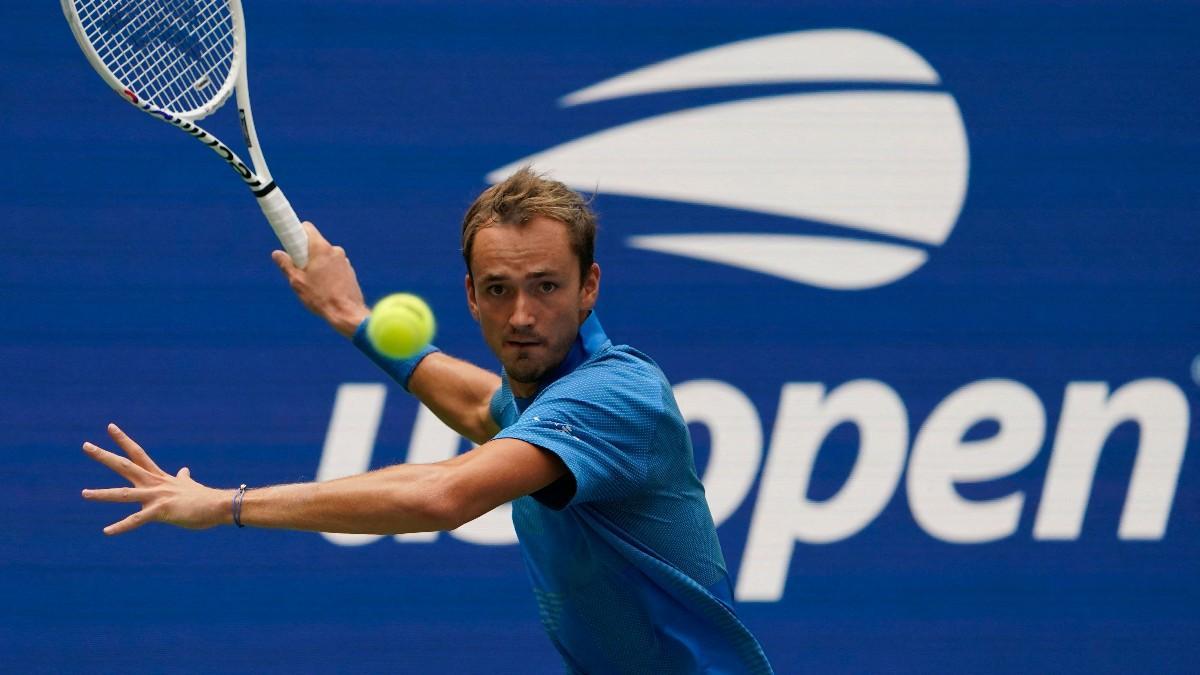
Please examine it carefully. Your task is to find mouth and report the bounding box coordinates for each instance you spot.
[504,337,544,350]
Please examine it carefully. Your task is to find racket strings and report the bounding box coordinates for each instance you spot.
[134,3,231,110]
[110,0,232,110]
[82,0,232,112]
[83,0,230,83]
[73,0,235,115]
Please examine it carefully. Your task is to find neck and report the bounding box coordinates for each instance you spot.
[510,379,539,399]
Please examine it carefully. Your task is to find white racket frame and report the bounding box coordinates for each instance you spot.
[61,0,309,267]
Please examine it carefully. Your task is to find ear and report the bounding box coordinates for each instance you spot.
[579,263,600,312]
[465,273,480,322]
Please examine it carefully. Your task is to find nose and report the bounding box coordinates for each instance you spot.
[509,290,536,331]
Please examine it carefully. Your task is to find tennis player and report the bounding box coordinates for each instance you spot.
[82,168,773,673]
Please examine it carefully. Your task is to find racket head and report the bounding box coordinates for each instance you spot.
[62,0,245,120]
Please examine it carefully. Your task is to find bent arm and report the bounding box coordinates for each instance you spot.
[273,222,500,444]
[406,352,501,445]
[351,322,500,444]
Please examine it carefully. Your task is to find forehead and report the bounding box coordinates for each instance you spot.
[470,215,578,278]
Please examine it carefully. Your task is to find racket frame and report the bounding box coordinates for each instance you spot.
[61,0,309,267]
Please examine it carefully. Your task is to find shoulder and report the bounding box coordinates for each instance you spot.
[523,345,684,450]
[500,345,689,504]
[577,344,669,387]
[547,345,672,409]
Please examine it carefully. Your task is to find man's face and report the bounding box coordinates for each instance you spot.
[466,216,600,395]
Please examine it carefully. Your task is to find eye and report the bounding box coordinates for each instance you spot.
[539,281,558,294]
[486,284,506,297]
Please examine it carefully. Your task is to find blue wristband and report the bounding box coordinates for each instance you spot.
[351,316,440,391]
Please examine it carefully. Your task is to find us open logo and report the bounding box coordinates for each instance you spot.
[316,32,1190,604]
[487,29,970,291]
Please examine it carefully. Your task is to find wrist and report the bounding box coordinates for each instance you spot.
[215,487,238,527]
[329,304,370,338]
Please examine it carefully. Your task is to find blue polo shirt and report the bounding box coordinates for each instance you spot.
[489,313,772,673]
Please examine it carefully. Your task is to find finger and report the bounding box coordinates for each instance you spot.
[104,507,158,536]
[303,221,331,247]
[106,423,164,474]
[82,486,153,503]
[271,249,297,275]
[177,467,191,480]
[83,442,152,484]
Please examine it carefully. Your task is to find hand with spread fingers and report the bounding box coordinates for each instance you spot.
[82,424,231,536]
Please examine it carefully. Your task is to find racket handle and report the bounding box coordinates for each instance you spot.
[258,187,309,269]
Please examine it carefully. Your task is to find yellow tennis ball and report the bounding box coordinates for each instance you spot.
[367,293,436,359]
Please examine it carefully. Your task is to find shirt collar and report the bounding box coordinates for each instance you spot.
[511,311,611,407]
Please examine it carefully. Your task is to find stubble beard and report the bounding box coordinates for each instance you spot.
[502,336,572,388]
[506,359,549,386]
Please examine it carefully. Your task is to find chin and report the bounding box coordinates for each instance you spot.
[498,341,570,385]
[505,361,547,385]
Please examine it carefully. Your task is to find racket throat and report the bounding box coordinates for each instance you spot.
[239,108,254,149]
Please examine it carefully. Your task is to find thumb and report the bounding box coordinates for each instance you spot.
[176,466,191,480]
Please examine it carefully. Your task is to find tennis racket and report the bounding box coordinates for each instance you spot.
[62,0,309,267]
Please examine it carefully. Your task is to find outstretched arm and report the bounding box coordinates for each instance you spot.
[273,222,499,443]
[82,424,565,536]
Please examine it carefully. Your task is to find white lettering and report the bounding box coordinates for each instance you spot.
[908,379,1045,543]
[316,375,1192,584]
[1034,379,1189,540]
[316,390,517,546]
[317,383,388,546]
[391,404,457,543]
[397,405,517,544]
[737,381,907,602]
[674,379,764,527]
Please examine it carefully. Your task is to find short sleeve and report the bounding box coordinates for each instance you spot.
[493,364,664,506]
[489,378,517,429]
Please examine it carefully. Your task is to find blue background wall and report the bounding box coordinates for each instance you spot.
[2,1,1197,672]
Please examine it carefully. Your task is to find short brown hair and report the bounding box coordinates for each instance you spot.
[461,167,597,281]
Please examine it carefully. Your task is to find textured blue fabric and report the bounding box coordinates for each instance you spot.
[351,316,439,391]
[491,313,773,674]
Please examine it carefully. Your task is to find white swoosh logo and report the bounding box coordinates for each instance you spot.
[487,30,970,290]
[628,234,928,291]
[560,29,940,106]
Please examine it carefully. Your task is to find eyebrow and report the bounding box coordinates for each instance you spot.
[479,269,560,283]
